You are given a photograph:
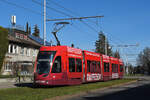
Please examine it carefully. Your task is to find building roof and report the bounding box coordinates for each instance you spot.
[8,34,42,47]
[8,28,43,48]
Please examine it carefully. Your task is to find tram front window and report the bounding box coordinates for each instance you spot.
[36,51,56,74]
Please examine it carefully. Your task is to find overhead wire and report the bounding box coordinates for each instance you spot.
[47,0,97,24]
[47,0,127,45]
[0,0,41,15]
[45,0,100,34]
[47,0,132,54]
[49,0,136,48]
[1,0,129,47]
[32,0,73,17]
[0,0,52,18]
[47,0,108,37]
[47,0,139,65]
[2,0,135,60]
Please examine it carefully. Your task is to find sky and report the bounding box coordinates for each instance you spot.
[0,0,150,66]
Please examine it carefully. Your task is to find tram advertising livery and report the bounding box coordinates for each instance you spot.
[34,46,124,86]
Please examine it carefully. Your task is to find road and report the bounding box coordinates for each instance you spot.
[0,76,150,100]
[0,82,17,89]
[67,76,150,100]
[0,77,32,89]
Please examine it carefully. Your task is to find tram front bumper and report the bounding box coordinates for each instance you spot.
[35,80,52,85]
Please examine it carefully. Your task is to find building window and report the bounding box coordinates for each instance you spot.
[20,34,23,39]
[69,58,75,72]
[4,62,12,71]
[33,49,37,56]
[8,44,11,53]
[16,46,19,54]
[13,45,17,54]
[15,33,20,38]
[10,44,13,53]
[20,47,24,55]
[26,48,30,56]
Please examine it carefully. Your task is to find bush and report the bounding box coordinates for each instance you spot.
[0,26,8,73]
[0,75,16,78]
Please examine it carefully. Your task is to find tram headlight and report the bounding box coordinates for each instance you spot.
[36,80,47,83]
[46,80,49,84]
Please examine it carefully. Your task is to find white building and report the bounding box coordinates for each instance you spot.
[1,29,42,75]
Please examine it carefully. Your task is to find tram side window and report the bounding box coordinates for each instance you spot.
[104,62,109,72]
[87,60,91,72]
[112,64,115,72]
[112,64,118,73]
[87,61,100,73]
[96,62,100,73]
[69,58,75,72]
[52,56,61,73]
[120,65,123,72]
[76,59,82,72]
[116,64,118,72]
[90,61,96,73]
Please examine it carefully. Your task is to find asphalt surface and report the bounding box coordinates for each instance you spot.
[0,82,17,89]
[0,77,33,89]
[0,76,150,100]
[67,76,150,100]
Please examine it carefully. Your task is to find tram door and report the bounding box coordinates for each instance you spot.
[67,57,83,85]
[87,61,101,81]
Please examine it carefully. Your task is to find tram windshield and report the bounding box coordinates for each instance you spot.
[36,51,56,74]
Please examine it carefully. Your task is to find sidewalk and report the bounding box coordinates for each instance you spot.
[0,78,16,83]
[0,82,17,89]
[0,77,33,82]
[0,77,33,89]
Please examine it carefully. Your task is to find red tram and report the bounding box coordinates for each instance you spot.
[34,46,124,86]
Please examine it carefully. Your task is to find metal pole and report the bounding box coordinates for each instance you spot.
[124,53,129,75]
[105,34,107,55]
[44,0,46,45]
[120,47,128,75]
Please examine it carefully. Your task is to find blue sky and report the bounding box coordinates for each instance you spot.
[0,0,150,66]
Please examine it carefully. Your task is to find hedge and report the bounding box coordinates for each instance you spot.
[0,26,8,73]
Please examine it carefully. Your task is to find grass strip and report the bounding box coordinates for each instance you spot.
[0,79,136,100]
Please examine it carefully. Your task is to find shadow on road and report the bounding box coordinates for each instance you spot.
[14,83,67,88]
[83,84,150,100]
[14,83,34,88]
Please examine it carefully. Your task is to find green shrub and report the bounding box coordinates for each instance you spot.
[0,26,8,73]
[0,75,16,78]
